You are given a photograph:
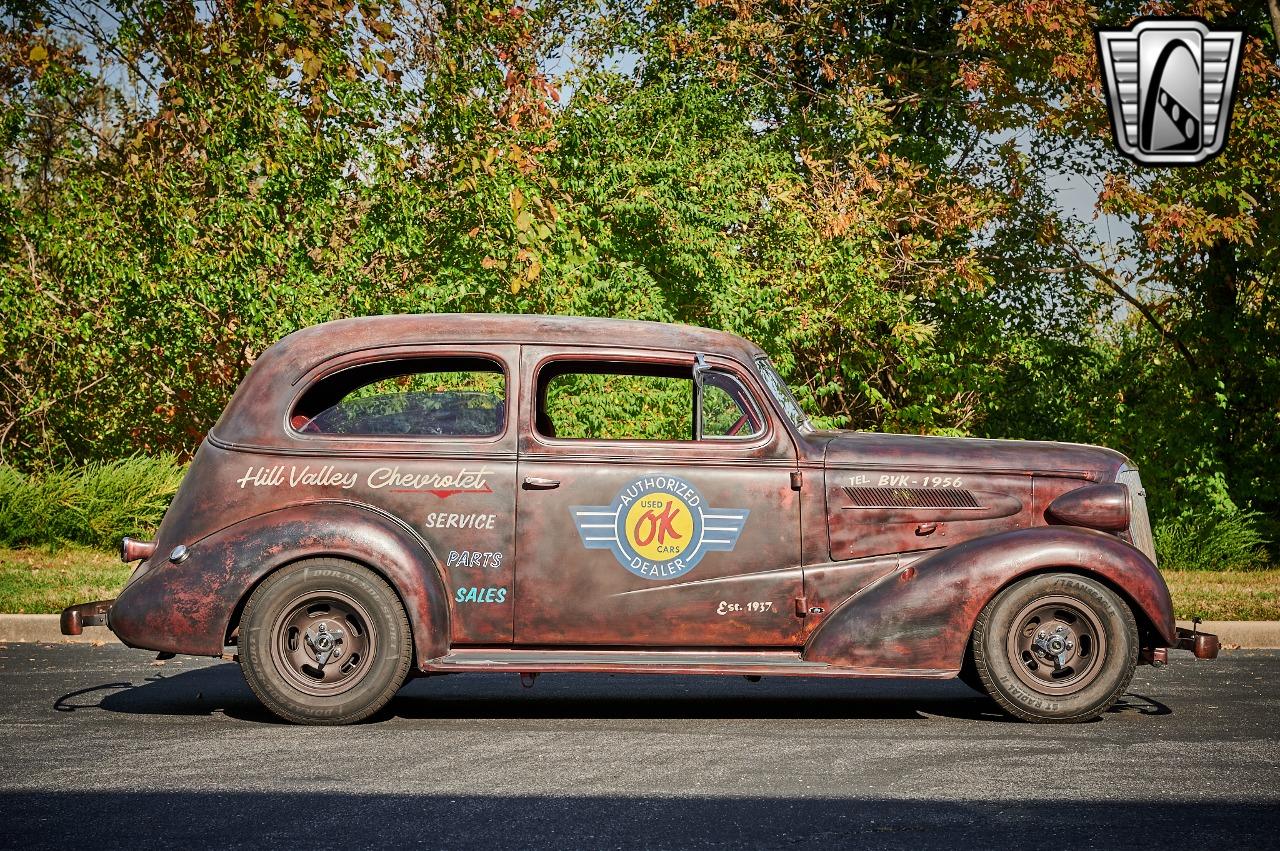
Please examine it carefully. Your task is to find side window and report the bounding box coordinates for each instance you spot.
[540,363,692,440]
[700,371,764,439]
[536,360,763,441]
[293,357,505,437]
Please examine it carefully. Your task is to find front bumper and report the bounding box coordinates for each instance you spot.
[1141,624,1219,666]
[1175,625,1220,659]
[60,600,114,636]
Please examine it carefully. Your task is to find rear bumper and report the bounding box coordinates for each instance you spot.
[59,600,114,636]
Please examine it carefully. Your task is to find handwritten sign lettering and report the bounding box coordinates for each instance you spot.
[424,513,497,530]
[235,465,494,498]
[447,551,504,569]
[454,586,507,604]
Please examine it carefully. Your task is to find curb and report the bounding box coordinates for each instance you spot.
[0,614,118,645]
[1,614,1278,649]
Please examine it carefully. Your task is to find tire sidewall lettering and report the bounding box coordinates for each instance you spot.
[975,572,1138,722]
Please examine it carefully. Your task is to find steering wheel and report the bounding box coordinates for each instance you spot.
[726,413,751,436]
[291,414,321,434]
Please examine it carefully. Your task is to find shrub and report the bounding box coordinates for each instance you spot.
[1154,510,1270,572]
[0,457,185,550]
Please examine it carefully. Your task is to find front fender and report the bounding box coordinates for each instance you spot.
[802,526,1175,672]
[109,502,451,663]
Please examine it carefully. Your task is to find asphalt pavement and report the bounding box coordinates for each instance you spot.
[1,643,1277,850]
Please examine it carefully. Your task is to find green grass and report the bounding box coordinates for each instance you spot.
[1163,569,1280,621]
[0,546,132,614]
[0,456,184,549]
[0,545,1275,621]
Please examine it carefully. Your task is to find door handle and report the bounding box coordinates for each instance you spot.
[522,476,561,490]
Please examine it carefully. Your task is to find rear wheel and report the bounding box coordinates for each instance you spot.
[240,558,412,725]
[970,572,1138,723]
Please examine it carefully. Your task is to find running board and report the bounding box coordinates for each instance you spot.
[425,648,955,679]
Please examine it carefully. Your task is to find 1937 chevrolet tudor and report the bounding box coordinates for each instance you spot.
[61,314,1218,724]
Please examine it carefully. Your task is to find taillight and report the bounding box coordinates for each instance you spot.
[120,537,157,563]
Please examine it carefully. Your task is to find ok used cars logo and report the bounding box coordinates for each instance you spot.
[571,476,749,580]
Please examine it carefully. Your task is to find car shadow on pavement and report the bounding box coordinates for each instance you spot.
[56,665,280,723]
[54,662,1168,724]
[2,791,1273,850]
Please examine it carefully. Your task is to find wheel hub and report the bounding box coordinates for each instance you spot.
[304,621,344,667]
[270,592,375,696]
[1033,625,1077,670]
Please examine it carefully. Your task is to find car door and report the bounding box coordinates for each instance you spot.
[513,346,803,647]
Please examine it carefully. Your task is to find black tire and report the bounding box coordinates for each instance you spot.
[957,650,985,693]
[240,558,412,725]
[970,572,1138,723]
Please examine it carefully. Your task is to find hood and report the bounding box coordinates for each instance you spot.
[816,431,1128,480]
[818,431,1131,563]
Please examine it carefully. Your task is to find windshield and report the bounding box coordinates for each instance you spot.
[754,357,813,432]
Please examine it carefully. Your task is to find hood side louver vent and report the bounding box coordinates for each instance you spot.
[842,486,982,510]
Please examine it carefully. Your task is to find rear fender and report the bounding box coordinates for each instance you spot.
[802,526,1175,672]
[108,502,450,664]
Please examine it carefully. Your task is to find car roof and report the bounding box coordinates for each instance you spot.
[210,314,767,449]
[276,314,763,362]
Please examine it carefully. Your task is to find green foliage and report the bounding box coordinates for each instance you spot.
[0,0,998,470]
[545,373,693,441]
[0,456,184,549]
[957,1,1280,543]
[1154,510,1270,573]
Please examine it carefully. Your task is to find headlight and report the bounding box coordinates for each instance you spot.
[1047,483,1130,531]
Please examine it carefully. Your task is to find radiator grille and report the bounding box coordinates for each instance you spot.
[1117,466,1157,565]
[842,486,981,509]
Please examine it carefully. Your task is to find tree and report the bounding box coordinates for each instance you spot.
[958,0,1280,529]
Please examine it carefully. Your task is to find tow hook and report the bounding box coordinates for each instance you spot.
[1144,618,1221,665]
[59,600,113,636]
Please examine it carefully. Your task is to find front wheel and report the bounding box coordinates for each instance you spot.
[970,572,1138,723]
[240,558,412,725]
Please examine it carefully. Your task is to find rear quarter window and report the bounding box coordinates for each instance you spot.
[292,357,505,437]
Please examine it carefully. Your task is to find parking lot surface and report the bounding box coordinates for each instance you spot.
[1,644,1276,849]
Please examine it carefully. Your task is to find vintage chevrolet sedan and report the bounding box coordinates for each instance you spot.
[61,314,1217,724]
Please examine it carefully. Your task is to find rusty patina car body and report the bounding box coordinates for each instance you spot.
[62,314,1217,723]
